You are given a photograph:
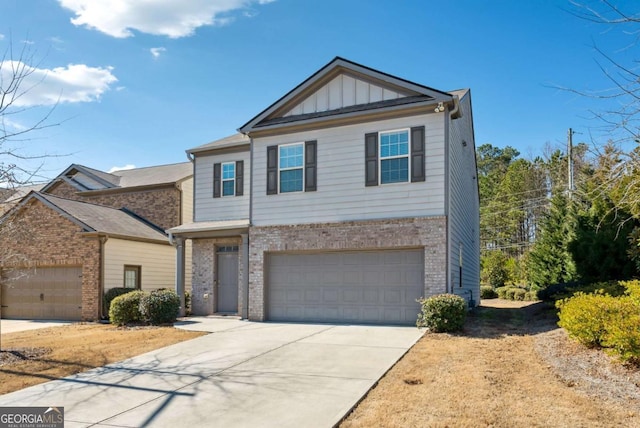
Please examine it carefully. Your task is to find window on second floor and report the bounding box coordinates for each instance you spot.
[365,126,425,187]
[266,141,316,195]
[222,162,235,196]
[380,130,410,184]
[213,160,244,198]
[279,143,304,193]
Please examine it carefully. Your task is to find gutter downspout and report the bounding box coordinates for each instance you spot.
[169,232,186,317]
[99,235,108,319]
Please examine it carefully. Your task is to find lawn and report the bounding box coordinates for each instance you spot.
[0,323,206,395]
[340,300,640,428]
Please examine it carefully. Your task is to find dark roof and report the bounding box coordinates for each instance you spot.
[17,192,169,242]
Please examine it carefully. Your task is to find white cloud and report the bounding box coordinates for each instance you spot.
[0,34,5,41]
[57,0,275,38]
[108,164,136,173]
[0,61,118,107]
[150,47,166,59]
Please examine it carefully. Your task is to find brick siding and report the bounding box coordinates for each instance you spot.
[248,217,447,321]
[0,199,101,320]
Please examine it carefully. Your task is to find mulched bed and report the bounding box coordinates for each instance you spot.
[0,347,51,366]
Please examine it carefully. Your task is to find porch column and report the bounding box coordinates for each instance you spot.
[241,233,249,319]
[175,236,186,317]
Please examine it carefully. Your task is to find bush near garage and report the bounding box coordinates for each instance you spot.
[416,294,467,333]
[104,287,136,316]
[109,290,145,326]
[139,289,181,325]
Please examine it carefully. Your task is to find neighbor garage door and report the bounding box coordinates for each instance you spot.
[1,266,82,320]
[267,249,424,325]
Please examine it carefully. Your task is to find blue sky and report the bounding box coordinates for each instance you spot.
[0,0,636,180]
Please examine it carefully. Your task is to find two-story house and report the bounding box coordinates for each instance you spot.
[0,163,193,321]
[169,57,479,325]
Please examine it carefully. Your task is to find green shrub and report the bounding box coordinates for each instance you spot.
[109,290,145,326]
[557,292,619,347]
[524,290,538,301]
[185,291,192,316]
[495,286,509,299]
[139,289,180,325]
[104,287,136,316]
[621,280,640,304]
[505,287,518,300]
[539,281,625,302]
[600,297,640,364]
[480,285,498,299]
[512,288,526,301]
[416,294,467,333]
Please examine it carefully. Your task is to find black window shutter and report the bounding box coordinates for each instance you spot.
[411,126,426,182]
[365,132,378,186]
[266,145,278,195]
[235,160,244,196]
[304,140,317,192]
[213,163,221,198]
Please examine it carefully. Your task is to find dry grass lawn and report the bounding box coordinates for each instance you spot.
[0,323,205,395]
[341,300,640,428]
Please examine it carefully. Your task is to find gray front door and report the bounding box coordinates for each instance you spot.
[217,250,239,313]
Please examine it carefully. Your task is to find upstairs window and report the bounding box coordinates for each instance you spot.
[221,162,235,196]
[279,143,304,193]
[380,130,409,184]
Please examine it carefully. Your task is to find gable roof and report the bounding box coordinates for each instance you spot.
[239,56,455,134]
[4,192,169,243]
[0,183,45,215]
[187,133,250,156]
[41,162,192,194]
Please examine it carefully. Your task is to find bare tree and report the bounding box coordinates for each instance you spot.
[0,38,62,349]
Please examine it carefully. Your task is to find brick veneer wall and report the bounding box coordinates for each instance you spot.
[248,216,447,321]
[0,199,101,320]
[191,237,244,316]
[46,181,182,230]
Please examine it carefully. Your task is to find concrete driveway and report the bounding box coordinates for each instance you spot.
[0,317,423,428]
[0,319,73,334]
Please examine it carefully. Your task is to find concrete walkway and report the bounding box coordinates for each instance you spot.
[0,317,423,428]
[1,319,73,334]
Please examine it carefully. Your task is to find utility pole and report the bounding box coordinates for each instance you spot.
[567,128,574,197]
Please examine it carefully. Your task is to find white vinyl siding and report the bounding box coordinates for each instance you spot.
[194,150,250,221]
[252,113,445,226]
[104,239,175,292]
[447,93,480,304]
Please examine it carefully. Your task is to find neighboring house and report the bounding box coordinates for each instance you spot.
[0,184,44,216]
[0,163,193,320]
[169,57,480,325]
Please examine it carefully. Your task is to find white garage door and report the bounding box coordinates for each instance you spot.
[267,249,424,325]
[1,267,83,320]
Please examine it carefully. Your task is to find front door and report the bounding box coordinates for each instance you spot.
[217,247,239,313]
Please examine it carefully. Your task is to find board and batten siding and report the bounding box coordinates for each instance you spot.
[447,93,480,304]
[252,113,446,226]
[103,239,175,292]
[193,150,250,222]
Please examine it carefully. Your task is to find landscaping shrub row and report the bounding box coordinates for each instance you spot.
[480,285,537,301]
[109,289,181,326]
[557,280,640,364]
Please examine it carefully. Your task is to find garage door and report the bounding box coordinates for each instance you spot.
[267,249,424,325]
[1,266,82,320]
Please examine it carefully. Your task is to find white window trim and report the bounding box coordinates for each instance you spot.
[379,128,411,185]
[278,142,305,194]
[221,161,235,197]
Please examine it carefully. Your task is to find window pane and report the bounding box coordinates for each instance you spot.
[280,169,303,192]
[279,144,303,169]
[380,131,409,159]
[222,180,235,196]
[222,163,235,180]
[381,158,409,183]
[124,269,137,288]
